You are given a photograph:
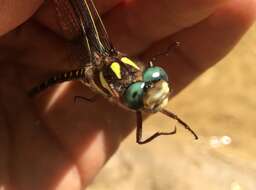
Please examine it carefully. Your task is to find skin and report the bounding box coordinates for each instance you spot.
[0,0,255,189]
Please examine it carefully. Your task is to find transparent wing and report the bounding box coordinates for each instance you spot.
[54,0,92,65]
[68,0,114,55]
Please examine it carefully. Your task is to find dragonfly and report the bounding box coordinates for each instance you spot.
[29,0,198,144]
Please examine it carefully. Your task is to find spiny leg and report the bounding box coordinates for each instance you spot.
[74,95,98,103]
[161,109,198,140]
[149,41,180,64]
[136,111,177,145]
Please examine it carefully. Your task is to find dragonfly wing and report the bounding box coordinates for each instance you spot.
[85,0,114,54]
[68,0,114,55]
[54,0,92,65]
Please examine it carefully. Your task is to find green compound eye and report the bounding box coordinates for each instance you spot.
[124,82,145,110]
[143,66,168,82]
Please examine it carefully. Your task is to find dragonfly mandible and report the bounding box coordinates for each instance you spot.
[29,0,198,144]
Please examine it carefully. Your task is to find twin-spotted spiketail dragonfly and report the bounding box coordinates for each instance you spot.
[29,0,198,144]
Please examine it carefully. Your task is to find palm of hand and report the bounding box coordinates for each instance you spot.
[0,0,255,189]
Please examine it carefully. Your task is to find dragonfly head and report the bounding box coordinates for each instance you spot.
[123,66,171,112]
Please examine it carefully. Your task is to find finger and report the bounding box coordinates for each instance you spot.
[142,0,256,92]
[19,0,231,72]
[0,108,10,189]
[0,21,74,72]
[104,0,231,54]
[35,0,124,36]
[14,0,234,75]
[95,0,124,13]
[0,0,43,36]
[0,68,82,189]
[172,0,256,70]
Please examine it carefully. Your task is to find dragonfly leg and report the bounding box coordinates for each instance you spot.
[136,111,177,144]
[149,41,180,65]
[74,95,98,103]
[161,109,198,140]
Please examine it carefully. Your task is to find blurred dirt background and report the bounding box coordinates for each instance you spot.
[88,24,256,190]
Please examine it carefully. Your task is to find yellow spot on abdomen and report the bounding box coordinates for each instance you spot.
[110,62,121,79]
[121,57,140,70]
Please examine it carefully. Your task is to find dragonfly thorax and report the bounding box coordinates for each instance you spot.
[94,56,143,97]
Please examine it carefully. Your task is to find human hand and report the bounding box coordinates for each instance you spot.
[0,0,255,189]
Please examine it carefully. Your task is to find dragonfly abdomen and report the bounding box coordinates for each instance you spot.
[28,68,87,97]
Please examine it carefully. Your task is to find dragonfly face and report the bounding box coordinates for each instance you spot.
[122,64,171,113]
[96,53,171,113]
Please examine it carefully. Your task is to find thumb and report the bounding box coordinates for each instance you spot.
[0,0,43,36]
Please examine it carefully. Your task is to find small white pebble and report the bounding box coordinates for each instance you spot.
[209,136,221,148]
[230,182,242,190]
[221,135,232,145]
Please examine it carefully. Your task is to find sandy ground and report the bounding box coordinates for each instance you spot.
[87,25,256,190]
